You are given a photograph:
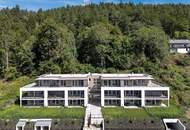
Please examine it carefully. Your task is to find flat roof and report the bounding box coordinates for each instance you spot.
[99,73,153,80]
[36,73,153,80]
[37,74,89,80]
[169,39,190,44]
[22,83,36,88]
[35,120,52,126]
[16,121,26,127]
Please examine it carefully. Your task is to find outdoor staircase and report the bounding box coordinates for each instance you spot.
[83,104,104,130]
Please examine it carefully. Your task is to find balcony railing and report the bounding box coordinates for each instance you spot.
[104,95,121,98]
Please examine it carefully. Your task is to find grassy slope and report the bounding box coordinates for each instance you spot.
[0,76,33,107]
[102,107,149,120]
[0,105,84,119]
[102,103,182,120]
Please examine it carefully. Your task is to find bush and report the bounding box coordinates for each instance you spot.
[4,67,18,81]
[39,61,61,74]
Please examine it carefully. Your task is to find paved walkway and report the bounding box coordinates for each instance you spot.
[83,104,104,130]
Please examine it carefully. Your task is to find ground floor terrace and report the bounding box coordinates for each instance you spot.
[101,87,169,107]
[20,85,88,107]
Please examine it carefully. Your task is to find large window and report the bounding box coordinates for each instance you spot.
[68,100,84,106]
[124,100,141,106]
[22,100,44,106]
[50,80,60,87]
[124,91,141,98]
[104,99,121,106]
[104,90,120,98]
[37,80,61,87]
[103,80,120,87]
[68,91,84,98]
[145,100,162,106]
[124,79,148,86]
[22,91,44,98]
[37,80,85,87]
[48,100,64,106]
[72,80,84,87]
[145,91,168,98]
[48,91,64,98]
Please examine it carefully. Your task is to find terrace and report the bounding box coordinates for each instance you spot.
[48,91,65,99]
[124,90,141,99]
[145,90,168,99]
[22,91,44,99]
[104,90,121,99]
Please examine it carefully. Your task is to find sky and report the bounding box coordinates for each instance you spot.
[0,0,190,11]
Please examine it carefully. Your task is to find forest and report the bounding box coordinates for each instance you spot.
[0,3,190,106]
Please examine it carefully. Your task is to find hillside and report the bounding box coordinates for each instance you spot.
[0,3,190,112]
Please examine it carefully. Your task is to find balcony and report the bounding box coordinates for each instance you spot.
[124,90,141,99]
[68,99,84,106]
[22,91,44,99]
[145,91,168,99]
[48,100,65,106]
[104,90,121,99]
[22,100,44,106]
[104,99,121,106]
[36,80,87,87]
[124,100,141,107]
[68,91,84,99]
[145,100,168,107]
[48,91,64,100]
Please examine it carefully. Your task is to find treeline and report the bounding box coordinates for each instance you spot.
[0,3,190,80]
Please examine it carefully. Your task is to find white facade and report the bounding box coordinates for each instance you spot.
[101,86,169,107]
[16,119,52,130]
[169,39,190,53]
[20,73,169,108]
[163,119,186,130]
[100,74,169,107]
[20,74,89,107]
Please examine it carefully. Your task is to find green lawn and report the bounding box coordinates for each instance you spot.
[102,107,149,120]
[145,105,183,119]
[102,105,183,120]
[0,105,85,119]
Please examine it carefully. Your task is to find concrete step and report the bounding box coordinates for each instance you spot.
[83,104,104,130]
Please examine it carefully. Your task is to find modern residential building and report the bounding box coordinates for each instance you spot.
[100,74,169,107]
[169,39,190,53]
[20,73,169,108]
[20,74,89,107]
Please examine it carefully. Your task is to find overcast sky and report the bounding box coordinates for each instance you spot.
[0,0,189,11]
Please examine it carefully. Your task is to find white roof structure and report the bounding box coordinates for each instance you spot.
[36,73,90,80]
[36,73,153,80]
[99,73,153,80]
[16,119,52,129]
[35,120,52,127]
[16,121,26,127]
[163,119,186,130]
[22,83,36,88]
[169,39,190,44]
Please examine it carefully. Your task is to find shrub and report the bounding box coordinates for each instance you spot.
[4,67,18,81]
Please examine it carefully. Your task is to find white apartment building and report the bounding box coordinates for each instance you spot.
[20,73,169,108]
[170,39,190,53]
[100,74,169,107]
[20,74,89,107]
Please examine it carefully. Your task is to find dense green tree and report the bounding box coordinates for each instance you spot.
[77,22,122,67]
[0,3,189,77]
[32,19,77,74]
[133,26,169,62]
